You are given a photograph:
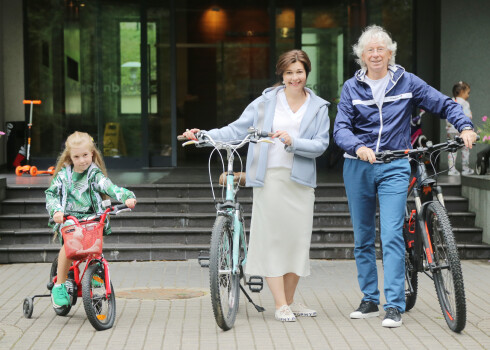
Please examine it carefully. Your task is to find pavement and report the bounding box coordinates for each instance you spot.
[0,259,489,350]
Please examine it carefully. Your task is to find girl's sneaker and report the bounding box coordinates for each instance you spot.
[275,305,296,322]
[51,283,70,308]
[289,301,317,317]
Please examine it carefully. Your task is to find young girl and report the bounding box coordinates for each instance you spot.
[45,131,137,308]
[447,81,474,175]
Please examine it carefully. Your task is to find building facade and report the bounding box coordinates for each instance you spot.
[0,0,489,169]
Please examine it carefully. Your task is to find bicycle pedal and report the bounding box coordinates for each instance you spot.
[247,275,263,293]
[198,250,209,268]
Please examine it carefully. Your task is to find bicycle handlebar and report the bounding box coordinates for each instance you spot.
[48,204,131,226]
[177,127,273,150]
[374,136,473,163]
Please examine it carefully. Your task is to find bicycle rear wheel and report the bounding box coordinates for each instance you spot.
[425,202,466,332]
[209,215,240,331]
[82,263,116,331]
[49,257,73,316]
[403,213,418,312]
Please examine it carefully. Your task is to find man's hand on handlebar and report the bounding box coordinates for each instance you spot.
[356,146,377,164]
[459,129,478,149]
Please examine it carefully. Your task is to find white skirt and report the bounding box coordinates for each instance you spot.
[244,167,315,277]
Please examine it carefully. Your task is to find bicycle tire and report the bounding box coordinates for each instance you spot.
[209,215,240,331]
[404,245,418,312]
[425,202,466,332]
[82,263,116,331]
[49,257,72,316]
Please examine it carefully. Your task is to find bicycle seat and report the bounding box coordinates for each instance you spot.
[219,172,246,187]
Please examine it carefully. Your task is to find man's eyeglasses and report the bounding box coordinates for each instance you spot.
[365,47,386,54]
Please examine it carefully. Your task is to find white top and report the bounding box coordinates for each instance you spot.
[447,96,472,133]
[267,89,310,169]
[365,74,390,106]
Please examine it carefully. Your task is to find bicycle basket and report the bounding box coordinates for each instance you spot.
[61,220,103,260]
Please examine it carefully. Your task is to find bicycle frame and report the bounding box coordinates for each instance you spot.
[218,148,247,276]
[51,256,112,297]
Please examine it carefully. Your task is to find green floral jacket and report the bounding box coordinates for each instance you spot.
[45,163,136,236]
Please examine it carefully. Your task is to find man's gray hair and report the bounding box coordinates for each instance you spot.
[353,25,397,70]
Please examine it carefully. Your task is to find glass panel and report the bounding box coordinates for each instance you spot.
[147,2,172,164]
[175,1,270,163]
[120,22,142,115]
[276,1,296,63]
[24,0,145,161]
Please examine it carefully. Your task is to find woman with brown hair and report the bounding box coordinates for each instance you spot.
[183,50,330,322]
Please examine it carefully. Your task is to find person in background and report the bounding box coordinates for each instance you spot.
[182,50,330,322]
[334,25,476,328]
[447,81,474,175]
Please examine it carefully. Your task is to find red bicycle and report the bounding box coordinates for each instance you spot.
[22,204,131,331]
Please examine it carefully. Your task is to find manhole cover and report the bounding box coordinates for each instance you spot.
[116,288,207,300]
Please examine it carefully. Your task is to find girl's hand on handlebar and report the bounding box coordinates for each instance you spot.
[460,129,477,149]
[356,146,376,164]
[125,198,137,209]
[271,130,292,146]
[182,128,200,141]
[53,211,64,224]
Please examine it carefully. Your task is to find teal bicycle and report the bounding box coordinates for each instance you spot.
[178,127,272,330]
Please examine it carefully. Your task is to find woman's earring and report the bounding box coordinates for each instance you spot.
[282,81,285,85]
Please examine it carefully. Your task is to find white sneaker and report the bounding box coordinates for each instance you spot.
[448,169,460,176]
[288,301,317,317]
[275,304,296,322]
[462,169,474,175]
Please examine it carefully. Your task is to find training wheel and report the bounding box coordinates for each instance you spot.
[48,166,55,173]
[23,297,34,318]
[15,166,23,176]
[30,166,38,176]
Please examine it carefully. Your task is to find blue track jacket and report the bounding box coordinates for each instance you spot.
[334,65,474,157]
[206,86,330,188]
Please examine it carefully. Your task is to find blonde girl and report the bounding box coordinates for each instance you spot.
[45,131,136,308]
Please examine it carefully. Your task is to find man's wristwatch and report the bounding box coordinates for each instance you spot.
[461,126,474,132]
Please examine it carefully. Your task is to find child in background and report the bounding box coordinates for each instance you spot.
[447,81,474,175]
[45,131,137,308]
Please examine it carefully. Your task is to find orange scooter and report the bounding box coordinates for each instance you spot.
[15,100,55,177]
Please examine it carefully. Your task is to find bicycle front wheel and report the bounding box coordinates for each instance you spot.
[209,215,240,331]
[426,202,466,332]
[82,263,116,331]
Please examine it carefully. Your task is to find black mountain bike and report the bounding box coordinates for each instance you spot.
[376,137,469,333]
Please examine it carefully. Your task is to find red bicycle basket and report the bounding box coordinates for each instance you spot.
[61,220,104,260]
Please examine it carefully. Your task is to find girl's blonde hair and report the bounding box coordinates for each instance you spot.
[53,131,107,178]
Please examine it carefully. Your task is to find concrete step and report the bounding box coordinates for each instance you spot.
[5,182,463,200]
[0,195,471,214]
[0,210,477,230]
[1,240,488,264]
[0,225,483,247]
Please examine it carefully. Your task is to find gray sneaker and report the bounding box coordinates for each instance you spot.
[382,307,402,328]
[350,301,379,319]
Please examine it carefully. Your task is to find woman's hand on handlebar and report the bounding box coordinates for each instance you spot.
[125,198,137,209]
[460,129,478,149]
[182,128,200,141]
[53,211,64,224]
[271,130,292,146]
[356,146,376,164]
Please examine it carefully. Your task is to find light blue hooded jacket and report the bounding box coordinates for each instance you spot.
[206,85,330,188]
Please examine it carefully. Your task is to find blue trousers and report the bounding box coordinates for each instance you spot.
[343,158,410,312]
